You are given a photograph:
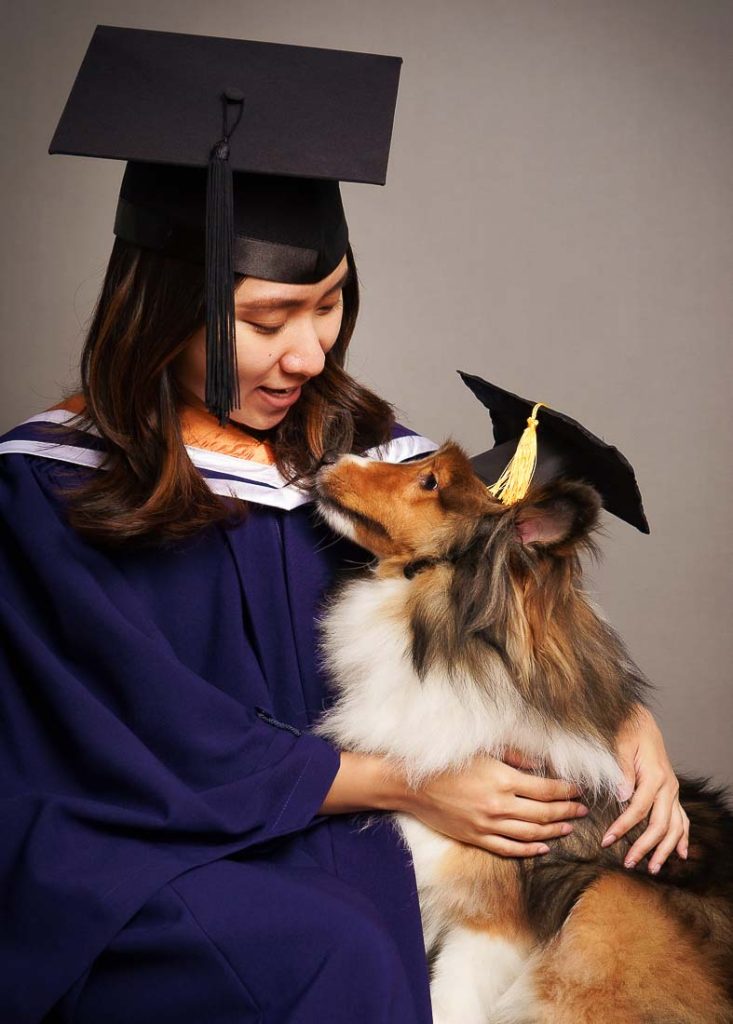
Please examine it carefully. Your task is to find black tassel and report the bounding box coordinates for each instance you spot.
[205,90,244,425]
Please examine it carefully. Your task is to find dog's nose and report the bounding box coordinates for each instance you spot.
[319,449,341,467]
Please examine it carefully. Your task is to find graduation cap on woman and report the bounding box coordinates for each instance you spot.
[49,25,402,423]
[461,371,650,533]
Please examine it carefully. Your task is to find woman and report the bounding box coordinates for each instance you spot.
[0,25,687,1024]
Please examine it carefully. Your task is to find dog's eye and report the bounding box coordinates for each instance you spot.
[419,472,439,491]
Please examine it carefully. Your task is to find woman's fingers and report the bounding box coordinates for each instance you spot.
[676,806,690,859]
[512,771,583,803]
[478,836,551,858]
[647,804,687,875]
[510,796,589,825]
[488,818,575,842]
[601,776,659,846]
[609,704,689,869]
[620,782,677,868]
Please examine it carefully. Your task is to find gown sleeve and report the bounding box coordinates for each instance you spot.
[0,453,341,1023]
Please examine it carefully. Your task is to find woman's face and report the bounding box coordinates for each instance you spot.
[175,255,349,430]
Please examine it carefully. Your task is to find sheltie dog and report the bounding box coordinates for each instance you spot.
[313,443,733,1024]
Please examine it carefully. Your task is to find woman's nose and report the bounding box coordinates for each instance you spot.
[280,327,326,378]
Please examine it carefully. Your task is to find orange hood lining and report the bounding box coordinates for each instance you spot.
[49,394,276,466]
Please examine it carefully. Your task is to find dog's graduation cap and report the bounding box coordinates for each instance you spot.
[49,25,402,422]
[461,371,650,533]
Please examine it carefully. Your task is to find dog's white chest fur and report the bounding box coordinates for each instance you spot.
[315,573,622,795]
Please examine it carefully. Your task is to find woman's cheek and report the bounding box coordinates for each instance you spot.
[234,324,279,385]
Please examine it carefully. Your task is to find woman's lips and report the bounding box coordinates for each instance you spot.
[256,384,302,410]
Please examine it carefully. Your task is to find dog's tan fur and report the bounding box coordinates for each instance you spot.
[532,873,733,1024]
[435,842,532,943]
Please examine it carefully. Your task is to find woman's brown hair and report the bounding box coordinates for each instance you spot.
[61,238,394,546]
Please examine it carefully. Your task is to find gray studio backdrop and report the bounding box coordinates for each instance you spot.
[2,1,731,788]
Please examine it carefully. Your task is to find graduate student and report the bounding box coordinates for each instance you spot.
[0,25,689,1024]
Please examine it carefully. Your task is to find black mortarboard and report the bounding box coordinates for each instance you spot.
[460,371,650,533]
[49,25,402,422]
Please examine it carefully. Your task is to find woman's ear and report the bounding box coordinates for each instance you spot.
[514,480,601,549]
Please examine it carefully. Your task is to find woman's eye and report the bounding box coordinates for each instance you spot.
[317,298,342,316]
[248,322,284,336]
[419,473,438,491]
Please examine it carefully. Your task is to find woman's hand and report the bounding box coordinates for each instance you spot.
[396,754,589,857]
[602,704,689,874]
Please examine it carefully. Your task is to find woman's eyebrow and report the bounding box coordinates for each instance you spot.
[237,267,351,311]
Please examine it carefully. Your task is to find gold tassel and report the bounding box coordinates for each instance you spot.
[488,402,546,504]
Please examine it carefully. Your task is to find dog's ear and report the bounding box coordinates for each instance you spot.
[514,480,601,549]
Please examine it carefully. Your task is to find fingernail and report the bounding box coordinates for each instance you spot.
[681,845,688,859]
[649,863,660,875]
[624,858,636,870]
[561,823,573,835]
[601,832,616,848]
[577,805,589,817]
[538,844,550,853]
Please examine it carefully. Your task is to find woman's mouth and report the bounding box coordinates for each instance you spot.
[256,384,302,410]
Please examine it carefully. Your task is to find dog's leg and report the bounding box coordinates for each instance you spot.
[430,924,529,1024]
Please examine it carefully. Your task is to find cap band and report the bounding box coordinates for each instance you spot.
[232,236,321,282]
[114,198,345,283]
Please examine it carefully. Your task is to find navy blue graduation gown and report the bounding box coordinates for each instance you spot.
[0,415,436,1023]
